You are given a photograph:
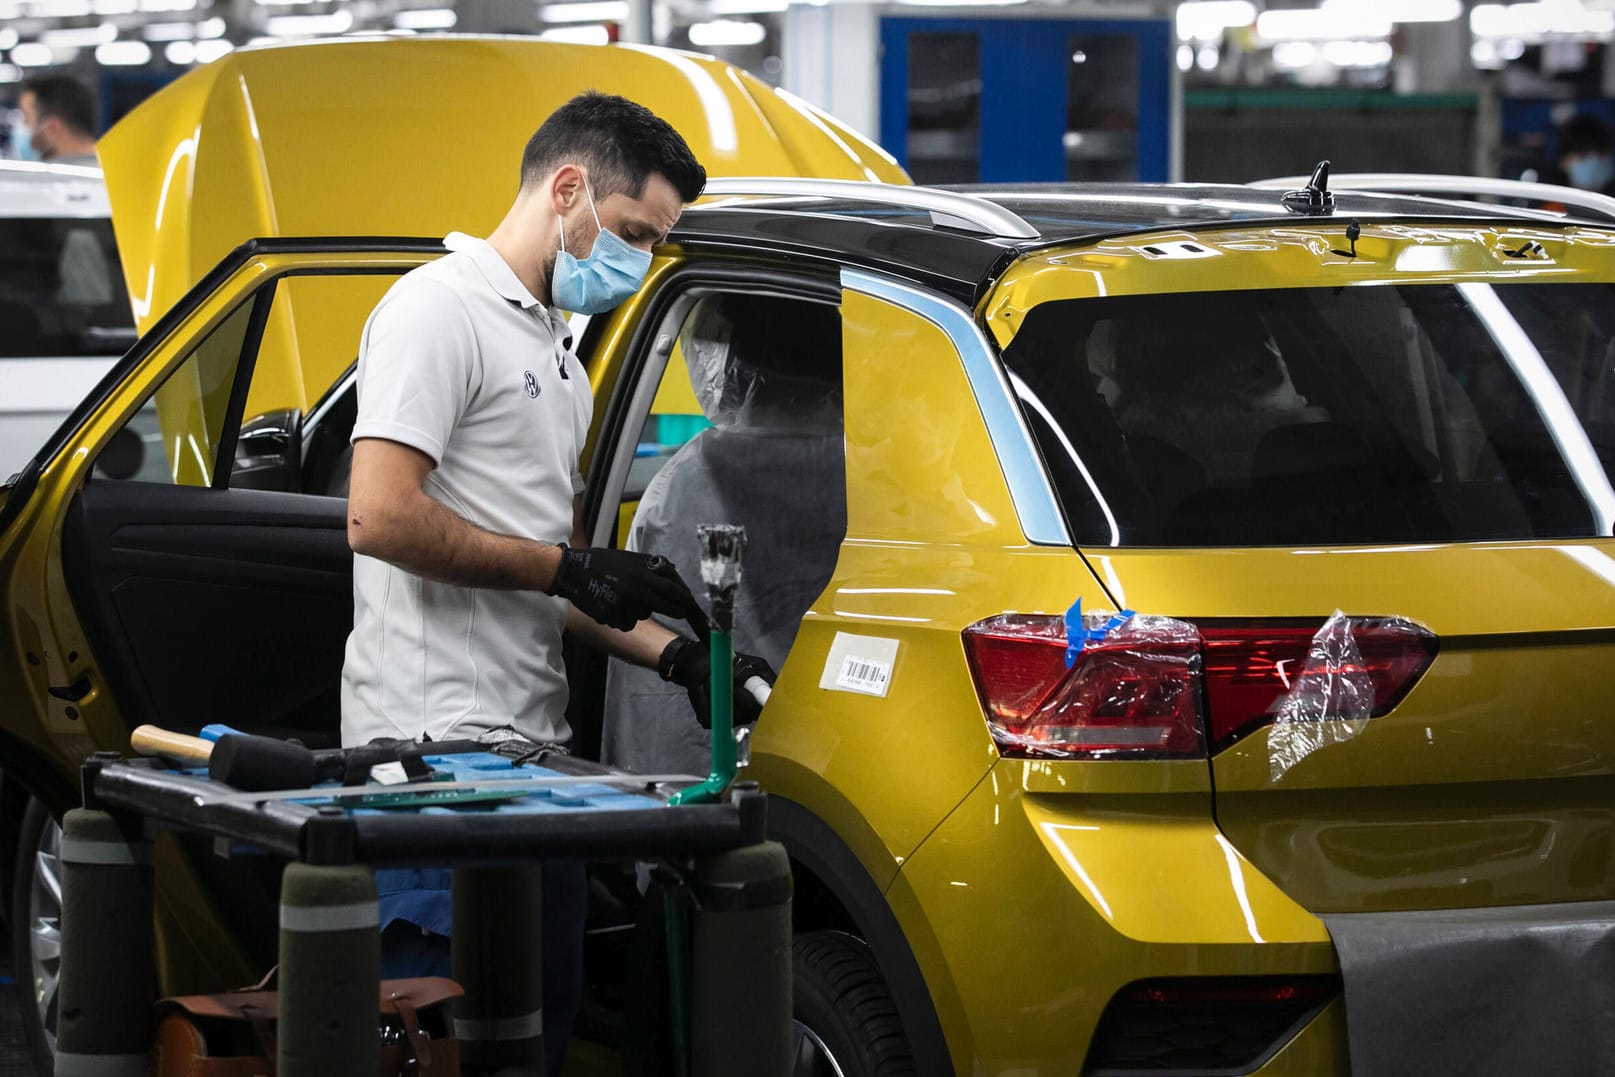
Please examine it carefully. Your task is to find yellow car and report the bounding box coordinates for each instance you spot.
[5,37,1615,1077]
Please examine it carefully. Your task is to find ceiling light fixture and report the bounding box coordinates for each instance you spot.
[264,10,354,35]
[538,2,628,22]
[394,7,456,29]
[538,24,611,42]
[95,40,151,64]
[1177,1,1256,41]
[9,43,55,66]
[688,18,766,45]
[1256,6,1393,41]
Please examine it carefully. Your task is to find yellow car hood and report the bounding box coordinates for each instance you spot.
[98,36,907,331]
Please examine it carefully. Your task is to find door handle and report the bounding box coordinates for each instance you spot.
[48,673,92,703]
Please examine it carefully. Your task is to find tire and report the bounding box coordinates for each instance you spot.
[792,930,916,1077]
[11,797,59,1075]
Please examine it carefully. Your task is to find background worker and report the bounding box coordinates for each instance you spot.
[340,92,772,1075]
[15,76,99,164]
[1555,113,1615,195]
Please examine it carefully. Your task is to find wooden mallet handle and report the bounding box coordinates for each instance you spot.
[129,725,215,766]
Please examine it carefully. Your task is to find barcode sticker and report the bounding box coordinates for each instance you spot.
[820,632,900,698]
[836,655,893,696]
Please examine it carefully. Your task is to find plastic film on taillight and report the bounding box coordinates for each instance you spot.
[963,611,1206,759]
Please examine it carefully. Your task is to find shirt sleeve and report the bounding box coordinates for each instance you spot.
[351,276,478,465]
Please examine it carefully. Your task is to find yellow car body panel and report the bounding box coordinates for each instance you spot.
[96,36,906,416]
[98,36,908,334]
[889,759,1337,1072]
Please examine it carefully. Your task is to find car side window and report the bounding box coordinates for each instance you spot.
[599,288,848,771]
[91,295,260,485]
[92,271,400,493]
[619,290,847,643]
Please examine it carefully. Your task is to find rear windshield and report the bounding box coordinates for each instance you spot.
[1002,282,1615,546]
[0,217,132,358]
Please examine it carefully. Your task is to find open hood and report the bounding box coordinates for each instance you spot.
[98,36,907,331]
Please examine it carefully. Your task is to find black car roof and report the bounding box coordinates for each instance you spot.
[671,181,1597,303]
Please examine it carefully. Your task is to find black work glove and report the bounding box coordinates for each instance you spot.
[549,546,701,632]
[658,637,777,729]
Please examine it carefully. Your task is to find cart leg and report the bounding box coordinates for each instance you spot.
[452,865,545,1074]
[277,862,380,1077]
[54,807,153,1077]
[691,840,793,1077]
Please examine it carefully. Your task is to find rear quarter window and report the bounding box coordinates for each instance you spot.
[0,217,131,358]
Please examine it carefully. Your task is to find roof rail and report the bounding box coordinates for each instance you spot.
[699,177,1041,240]
[1251,172,1615,225]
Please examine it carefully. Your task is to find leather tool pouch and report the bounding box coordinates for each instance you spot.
[152,974,462,1077]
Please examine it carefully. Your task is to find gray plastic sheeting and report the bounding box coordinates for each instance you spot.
[1323,901,1615,1076]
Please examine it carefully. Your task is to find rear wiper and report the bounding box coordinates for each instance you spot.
[1330,219,1362,259]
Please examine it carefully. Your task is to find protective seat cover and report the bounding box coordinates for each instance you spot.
[601,296,844,775]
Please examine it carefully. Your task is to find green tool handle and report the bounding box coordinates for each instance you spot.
[668,628,734,807]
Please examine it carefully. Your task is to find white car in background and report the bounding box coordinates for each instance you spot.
[0,161,138,484]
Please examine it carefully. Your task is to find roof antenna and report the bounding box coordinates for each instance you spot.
[1283,160,1337,216]
[1330,219,1362,258]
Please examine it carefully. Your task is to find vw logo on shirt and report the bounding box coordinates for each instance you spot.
[523,370,541,398]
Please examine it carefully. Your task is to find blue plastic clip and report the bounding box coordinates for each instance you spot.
[199,723,246,743]
[1065,600,1138,669]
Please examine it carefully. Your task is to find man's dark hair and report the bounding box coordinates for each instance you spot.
[20,76,95,137]
[1559,113,1613,160]
[521,91,706,203]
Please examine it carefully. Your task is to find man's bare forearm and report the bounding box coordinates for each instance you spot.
[349,487,562,591]
[566,606,679,669]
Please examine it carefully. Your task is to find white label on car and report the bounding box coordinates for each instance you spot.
[820,632,900,698]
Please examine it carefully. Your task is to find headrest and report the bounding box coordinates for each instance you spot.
[679,294,842,432]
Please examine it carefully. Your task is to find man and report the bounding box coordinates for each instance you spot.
[341,92,771,1075]
[15,76,98,165]
[1555,113,1615,195]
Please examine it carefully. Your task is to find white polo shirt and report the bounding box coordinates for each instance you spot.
[340,232,592,746]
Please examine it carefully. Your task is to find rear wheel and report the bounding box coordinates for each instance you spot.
[12,797,59,1074]
[792,930,915,1077]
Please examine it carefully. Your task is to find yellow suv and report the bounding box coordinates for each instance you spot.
[6,38,1615,1077]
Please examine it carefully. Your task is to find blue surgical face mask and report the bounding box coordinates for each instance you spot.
[10,123,37,162]
[1568,153,1615,192]
[550,180,652,315]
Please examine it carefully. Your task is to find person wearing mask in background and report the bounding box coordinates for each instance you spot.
[1555,113,1615,195]
[341,91,774,1076]
[14,76,98,165]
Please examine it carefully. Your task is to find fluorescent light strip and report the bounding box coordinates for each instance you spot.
[539,1,627,22]
[96,40,151,64]
[394,7,456,29]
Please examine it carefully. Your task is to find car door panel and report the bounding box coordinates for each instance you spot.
[62,480,351,747]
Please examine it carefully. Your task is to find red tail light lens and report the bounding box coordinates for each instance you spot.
[962,614,1204,758]
[963,614,1437,759]
[1197,619,1437,750]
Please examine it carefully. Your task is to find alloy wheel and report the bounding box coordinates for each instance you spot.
[27,814,62,1055]
[791,1019,849,1077]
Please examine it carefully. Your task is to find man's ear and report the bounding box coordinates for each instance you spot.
[549,164,584,215]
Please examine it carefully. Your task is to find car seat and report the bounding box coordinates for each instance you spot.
[600,295,846,776]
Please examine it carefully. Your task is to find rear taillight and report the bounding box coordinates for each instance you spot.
[962,613,1436,760]
[962,614,1204,758]
[1198,619,1437,750]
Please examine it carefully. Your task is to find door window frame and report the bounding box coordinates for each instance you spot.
[582,261,841,548]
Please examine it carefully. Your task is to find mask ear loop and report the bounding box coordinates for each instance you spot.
[557,175,604,257]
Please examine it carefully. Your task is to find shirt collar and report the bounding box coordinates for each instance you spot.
[444,231,545,311]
